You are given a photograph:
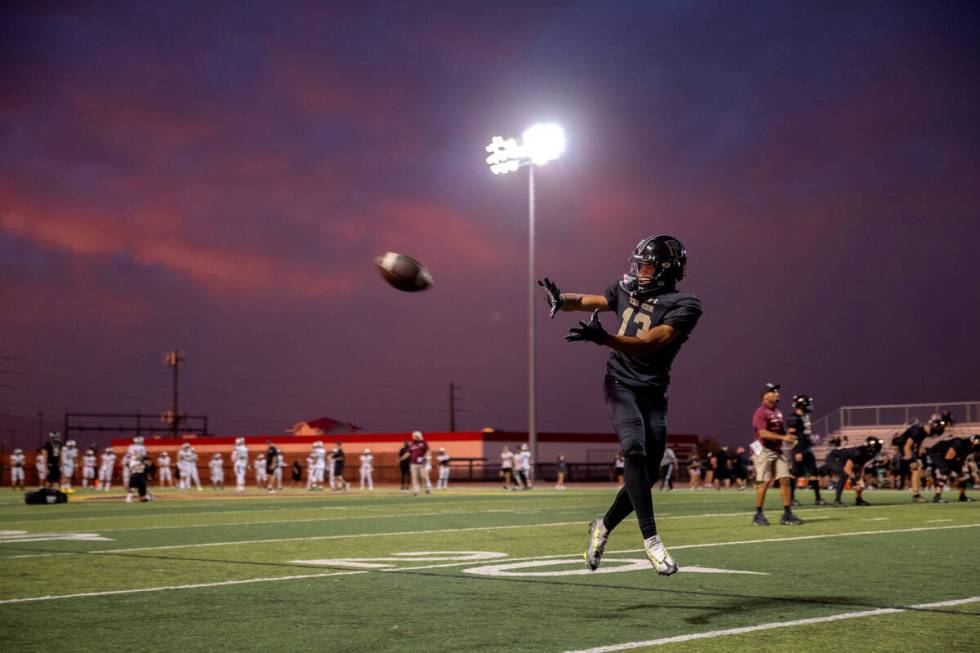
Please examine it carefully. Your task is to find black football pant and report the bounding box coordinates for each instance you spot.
[601,376,667,540]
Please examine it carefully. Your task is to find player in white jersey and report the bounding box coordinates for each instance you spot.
[157,451,174,487]
[231,437,249,492]
[422,450,434,492]
[359,449,374,490]
[310,442,326,490]
[35,449,47,487]
[82,449,97,488]
[209,454,225,489]
[60,440,79,492]
[271,452,284,491]
[500,446,515,490]
[178,443,203,491]
[515,444,532,490]
[99,447,117,491]
[253,454,268,487]
[10,449,26,490]
[436,448,451,490]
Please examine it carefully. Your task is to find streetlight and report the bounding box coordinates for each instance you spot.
[485,122,566,472]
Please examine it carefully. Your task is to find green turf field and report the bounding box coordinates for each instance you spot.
[1,485,978,652]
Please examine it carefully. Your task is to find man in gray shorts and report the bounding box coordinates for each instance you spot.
[751,383,804,526]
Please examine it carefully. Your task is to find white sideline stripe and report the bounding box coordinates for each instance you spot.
[0,570,365,605]
[562,596,980,653]
[926,519,953,523]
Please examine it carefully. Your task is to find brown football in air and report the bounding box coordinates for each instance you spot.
[375,252,433,292]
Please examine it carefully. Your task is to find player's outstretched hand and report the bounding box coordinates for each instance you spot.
[566,309,607,345]
[537,278,564,318]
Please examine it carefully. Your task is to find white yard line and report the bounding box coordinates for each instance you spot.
[562,596,980,653]
[2,523,977,605]
[925,519,953,523]
[0,570,365,605]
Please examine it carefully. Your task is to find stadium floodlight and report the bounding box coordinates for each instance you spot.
[484,124,565,173]
[484,122,566,474]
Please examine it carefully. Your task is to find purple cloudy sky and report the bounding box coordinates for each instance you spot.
[2,1,978,445]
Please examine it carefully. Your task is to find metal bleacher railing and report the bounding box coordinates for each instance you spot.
[810,400,980,462]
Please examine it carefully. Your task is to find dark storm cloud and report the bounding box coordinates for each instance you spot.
[1,1,978,441]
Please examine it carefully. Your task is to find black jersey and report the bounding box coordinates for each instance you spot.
[896,424,928,451]
[602,283,702,389]
[787,413,813,451]
[830,445,876,468]
[928,437,970,463]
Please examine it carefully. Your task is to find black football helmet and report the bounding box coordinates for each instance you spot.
[622,235,687,294]
[928,417,946,437]
[969,434,979,452]
[792,394,814,413]
[865,436,883,455]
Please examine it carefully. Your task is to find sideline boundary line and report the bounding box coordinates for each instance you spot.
[561,596,980,652]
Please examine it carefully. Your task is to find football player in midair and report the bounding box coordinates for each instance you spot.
[787,394,826,506]
[541,235,702,576]
[827,437,882,506]
[927,434,979,503]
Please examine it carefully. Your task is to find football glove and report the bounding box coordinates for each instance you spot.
[537,277,564,318]
[566,309,608,345]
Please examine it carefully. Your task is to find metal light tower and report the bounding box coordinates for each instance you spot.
[163,350,185,436]
[485,123,566,469]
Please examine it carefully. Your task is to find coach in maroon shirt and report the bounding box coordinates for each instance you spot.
[751,383,803,526]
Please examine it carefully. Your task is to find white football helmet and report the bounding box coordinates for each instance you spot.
[235,437,245,446]
[134,436,144,445]
[412,430,423,440]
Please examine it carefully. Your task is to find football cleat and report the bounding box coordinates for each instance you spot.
[833,500,846,507]
[584,518,608,571]
[856,498,872,506]
[815,499,828,506]
[912,494,927,503]
[932,496,948,504]
[752,512,770,526]
[959,495,975,502]
[791,499,801,507]
[644,535,678,576]
[780,513,804,525]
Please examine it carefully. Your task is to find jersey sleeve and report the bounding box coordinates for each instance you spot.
[661,295,702,335]
[752,407,768,435]
[603,282,620,314]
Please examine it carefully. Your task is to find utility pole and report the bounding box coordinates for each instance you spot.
[449,382,457,432]
[163,350,185,436]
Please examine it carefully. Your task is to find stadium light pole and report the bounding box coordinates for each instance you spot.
[485,123,566,471]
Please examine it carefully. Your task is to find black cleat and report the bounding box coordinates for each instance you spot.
[790,499,801,507]
[780,513,804,526]
[856,498,872,506]
[815,499,828,506]
[752,512,770,526]
[959,495,975,502]
[932,496,948,504]
[912,494,927,503]
[833,500,846,507]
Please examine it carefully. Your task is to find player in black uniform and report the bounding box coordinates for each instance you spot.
[787,394,826,506]
[540,234,702,576]
[928,435,979,503]
[43,431,63,489]
[265,440,280,492]
[896,417,946,502]
[826,437,882,506]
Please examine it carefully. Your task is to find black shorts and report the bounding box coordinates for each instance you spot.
[129,473,147,497]
[714,465,730,480]
[603,376,667,480]
[826,453,846,477]
[47,466,61,483]
[929,454,950,478]
[334,463,344,476]
[791,450,818,477]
